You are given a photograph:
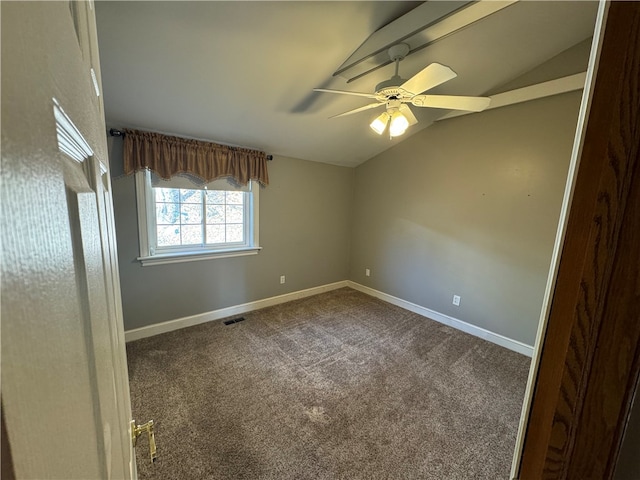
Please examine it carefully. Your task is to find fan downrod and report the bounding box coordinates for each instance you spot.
[375,43,410,93]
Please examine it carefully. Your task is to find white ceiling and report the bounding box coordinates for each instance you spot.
[95,1,598,168]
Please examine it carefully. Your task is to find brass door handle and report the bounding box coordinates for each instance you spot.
[131,419,157,463]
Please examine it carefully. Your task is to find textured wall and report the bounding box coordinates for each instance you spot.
[110,142,353,330]
[111,91,581,343]
[349,92,582,346]
[109,40,589,340]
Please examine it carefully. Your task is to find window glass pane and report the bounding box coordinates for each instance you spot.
[141,171,257,258]
[157,225,181,246]
[227,224,244,243]
[226,191,243,205]
[156,202,180,225]
[206,205,225,224]
[180,189,202,203]
[205,190,225,204]
[226,205,243,223]
[155,188,180,203]
[181,203,202,224]
[206,224,225,244]
[181,225,202,245]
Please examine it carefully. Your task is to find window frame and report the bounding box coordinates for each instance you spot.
[135,170,260,266]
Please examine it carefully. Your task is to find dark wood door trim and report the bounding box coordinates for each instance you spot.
[1,402,16,480]
[518,2,640,479]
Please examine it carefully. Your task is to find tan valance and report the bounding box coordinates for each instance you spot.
[123,128,269,186]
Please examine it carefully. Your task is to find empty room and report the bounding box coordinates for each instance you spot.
[3,1,639,480]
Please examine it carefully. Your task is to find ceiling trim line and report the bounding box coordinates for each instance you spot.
[437,72,588,121]
[335,0,519,83]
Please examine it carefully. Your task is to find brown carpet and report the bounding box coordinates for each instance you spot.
[127,287,530,479]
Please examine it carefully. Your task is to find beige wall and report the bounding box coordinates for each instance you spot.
[111,91,581,343]
[108,38,588,345]
[350,91,582,346]
[110,142,353,330]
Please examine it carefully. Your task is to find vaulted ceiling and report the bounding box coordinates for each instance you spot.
[95,1,598,167]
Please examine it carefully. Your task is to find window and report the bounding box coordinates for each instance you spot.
[135,170,260,266]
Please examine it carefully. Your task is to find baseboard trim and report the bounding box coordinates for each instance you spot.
[125,280,534,357]
[347,281,534,357]
[124,280,350,342]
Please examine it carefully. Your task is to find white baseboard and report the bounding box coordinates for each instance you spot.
[125,280,534,357]
[124,280,349,342]
[347,281,534,357]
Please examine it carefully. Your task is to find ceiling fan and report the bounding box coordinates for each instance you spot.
[314,43,491,138]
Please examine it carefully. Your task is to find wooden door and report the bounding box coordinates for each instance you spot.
[1,2,136,478]
[516,1,640,478]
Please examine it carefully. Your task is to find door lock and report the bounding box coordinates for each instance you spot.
[131,419,157,463]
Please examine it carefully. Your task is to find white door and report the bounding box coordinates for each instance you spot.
[1,2,138,478]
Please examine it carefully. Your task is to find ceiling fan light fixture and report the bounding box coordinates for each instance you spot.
[389,110,409,137]
[370,111,390,135]
[317,44,486,138]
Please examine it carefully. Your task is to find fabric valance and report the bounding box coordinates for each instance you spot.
[122,128,269,186]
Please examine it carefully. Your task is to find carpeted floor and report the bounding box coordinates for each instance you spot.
[127,287,530,479]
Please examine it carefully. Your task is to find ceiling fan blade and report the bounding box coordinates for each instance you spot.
[330,102,384,119]
[314,88,379,99]
[399,104,418,126]
[401,63,457,95]
[411,95,491,112]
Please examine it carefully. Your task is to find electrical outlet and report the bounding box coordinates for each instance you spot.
[453,295,461,306]
[365,268,371,277]
[280,275,286,284]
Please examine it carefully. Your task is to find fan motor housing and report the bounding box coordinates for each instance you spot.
[375,75,407,96]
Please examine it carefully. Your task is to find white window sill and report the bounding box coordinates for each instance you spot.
[137,246,262,266]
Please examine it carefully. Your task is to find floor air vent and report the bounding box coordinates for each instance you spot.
[223,317,246,325]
